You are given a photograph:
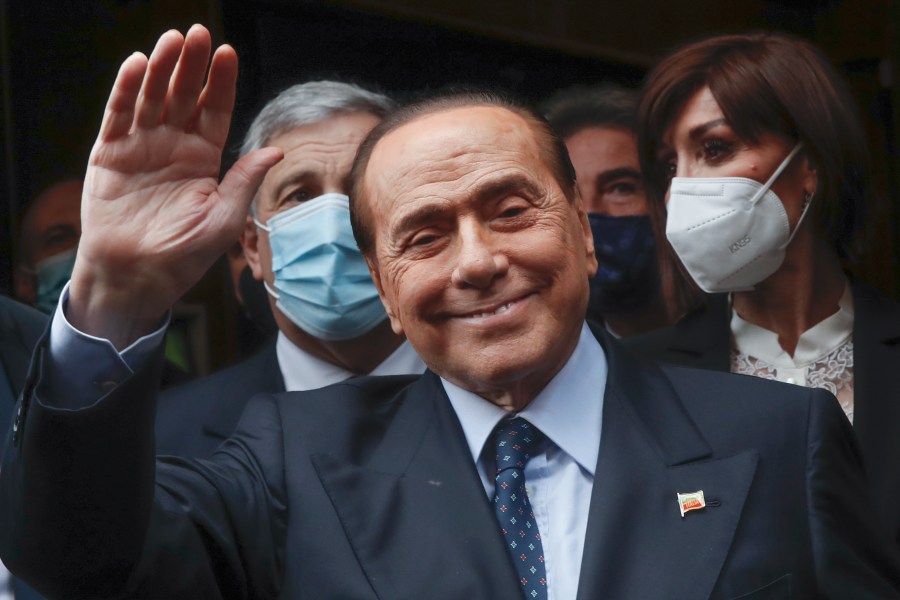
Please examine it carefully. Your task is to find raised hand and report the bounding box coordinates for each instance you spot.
[68,25,283,348]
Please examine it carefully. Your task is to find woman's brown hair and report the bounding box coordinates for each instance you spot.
[637,32,871,317]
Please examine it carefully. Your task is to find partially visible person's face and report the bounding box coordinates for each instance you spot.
[363,106,597,399]
[660,86,811,226]
[565,126,647,215]
[245,111,381,294]
[23,180,83,266]
[15,180,83,307]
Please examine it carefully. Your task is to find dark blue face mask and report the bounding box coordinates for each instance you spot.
[586,213,659,318]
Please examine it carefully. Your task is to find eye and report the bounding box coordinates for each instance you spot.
[409,230,441,248]
[664,159,677,180]
[608,181,639,195]
[287,188,313,204]
[702,138,733,161]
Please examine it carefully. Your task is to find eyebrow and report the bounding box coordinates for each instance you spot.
[391,173,542,238]
[596,167,642,188]
[689,118,728,140]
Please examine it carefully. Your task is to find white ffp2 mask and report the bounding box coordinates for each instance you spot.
[665,143,807,293]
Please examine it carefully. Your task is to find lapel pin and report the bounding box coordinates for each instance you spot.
[677,490,706,517]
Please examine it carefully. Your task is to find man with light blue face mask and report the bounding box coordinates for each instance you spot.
[155,80,426,458]
[541,85,671,337]
[14,180,83,314]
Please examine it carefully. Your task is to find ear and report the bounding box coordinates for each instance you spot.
[802,156,818,200]
[365,255,404,336]
[575,199,598,278]
[240,216,265,281]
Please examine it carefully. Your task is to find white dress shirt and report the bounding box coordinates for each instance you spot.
[442,323,607,600]
[275,330,424,392]
[730,283,854,422]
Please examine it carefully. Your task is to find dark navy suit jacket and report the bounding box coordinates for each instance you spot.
[626,280,900,548]
[3,323,900,599]
[155,342,283,457]
[0,296,46,600]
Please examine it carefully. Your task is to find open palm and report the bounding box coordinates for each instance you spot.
[70,26,282,346]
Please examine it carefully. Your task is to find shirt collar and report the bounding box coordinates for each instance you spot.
[730,281,854,366]
[276,332,425,391]
[442,322,607,476]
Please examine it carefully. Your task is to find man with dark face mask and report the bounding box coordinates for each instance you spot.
[541,86,670,337]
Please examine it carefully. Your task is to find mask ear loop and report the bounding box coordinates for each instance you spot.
[783,190,814,247]
[748,142,804,205]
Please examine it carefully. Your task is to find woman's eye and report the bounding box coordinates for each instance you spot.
[665,160,677,180]
[703,139,732,160]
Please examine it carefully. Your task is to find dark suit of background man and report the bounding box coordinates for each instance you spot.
[0,296,46,600]
[2,26,900,599]
[155,81,424,458]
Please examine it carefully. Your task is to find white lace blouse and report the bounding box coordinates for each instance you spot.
[729,285,855,423]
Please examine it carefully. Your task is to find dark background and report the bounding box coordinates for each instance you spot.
[2,0,897,370]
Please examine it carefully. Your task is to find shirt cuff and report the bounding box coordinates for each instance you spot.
[44,282,169,409]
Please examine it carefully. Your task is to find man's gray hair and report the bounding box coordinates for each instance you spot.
[242,80,396,214]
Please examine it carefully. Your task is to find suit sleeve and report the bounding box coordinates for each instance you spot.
[805,387,900,598]
[0,333,287,599]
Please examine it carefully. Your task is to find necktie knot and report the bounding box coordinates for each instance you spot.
[494,417,544,473]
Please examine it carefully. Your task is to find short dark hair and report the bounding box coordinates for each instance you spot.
[349,91,577,258]
[540,84,638,138]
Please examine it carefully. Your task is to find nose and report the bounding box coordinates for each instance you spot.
[451,221,508,289]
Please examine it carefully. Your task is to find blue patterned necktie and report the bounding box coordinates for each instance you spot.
[493,417,548,599]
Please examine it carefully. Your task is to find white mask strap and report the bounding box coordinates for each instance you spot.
[254,217,271,233]
[749,142,804,204]
[262,279,280,300]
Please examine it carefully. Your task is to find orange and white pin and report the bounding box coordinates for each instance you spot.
[677,490,706,517]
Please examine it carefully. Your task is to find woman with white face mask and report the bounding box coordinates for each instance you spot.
[627,32,900,549]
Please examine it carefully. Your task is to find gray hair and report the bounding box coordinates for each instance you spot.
[242,80,396,215]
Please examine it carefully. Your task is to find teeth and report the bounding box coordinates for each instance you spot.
[470,302,513,319]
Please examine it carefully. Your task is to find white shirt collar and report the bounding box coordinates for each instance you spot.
[730,282,854,367]
[275,331,426,391]
[441,322,607,476]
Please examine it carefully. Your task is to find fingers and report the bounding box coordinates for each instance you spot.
[97,52,148,142]
[134,29,185,129]
[162,25,213,127]
[192,45,238,147]
[216,147,284,222]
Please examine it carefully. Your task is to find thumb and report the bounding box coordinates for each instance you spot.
[218,146,284,217]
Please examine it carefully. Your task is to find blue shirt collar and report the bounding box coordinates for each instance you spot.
[442,322,607,476]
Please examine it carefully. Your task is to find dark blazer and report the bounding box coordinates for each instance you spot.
[626,281,900,548]
[0,296,47,600]
[3,325,900,599]
[155,342,283,457]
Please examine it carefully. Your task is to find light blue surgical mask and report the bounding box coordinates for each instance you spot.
[34,247,77,314]
[254,193,387,341]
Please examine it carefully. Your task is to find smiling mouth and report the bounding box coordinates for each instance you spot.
[457,294,532,320]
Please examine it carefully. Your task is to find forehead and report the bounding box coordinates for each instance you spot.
[663,87,724,147]
[28,183,82,231]
[565,126,638,167]
[364,105,549,209]
[261,112,380,187]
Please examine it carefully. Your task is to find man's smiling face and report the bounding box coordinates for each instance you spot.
[362,105,597,405]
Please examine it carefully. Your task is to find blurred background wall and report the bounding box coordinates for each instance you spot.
[2,0,896,371]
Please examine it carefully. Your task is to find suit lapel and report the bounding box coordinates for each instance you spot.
[577,334,757,600]
[311,371,521,600]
